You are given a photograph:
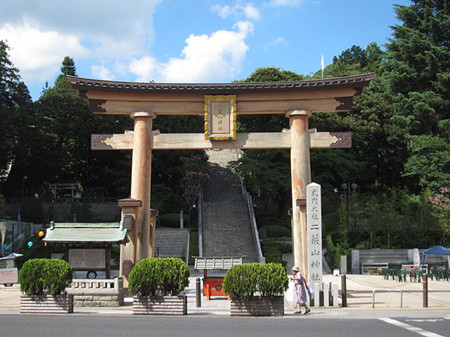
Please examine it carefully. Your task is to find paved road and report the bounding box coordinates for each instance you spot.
[1,272,449,337]
[0,315,448,337]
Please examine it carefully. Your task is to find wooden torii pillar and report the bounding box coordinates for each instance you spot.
[69,74,373,283]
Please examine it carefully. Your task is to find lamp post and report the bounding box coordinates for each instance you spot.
[335,182,358,230]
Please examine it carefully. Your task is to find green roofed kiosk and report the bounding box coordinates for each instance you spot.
[44,222,127,279]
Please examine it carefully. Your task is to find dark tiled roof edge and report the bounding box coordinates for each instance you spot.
[67,73,375,93]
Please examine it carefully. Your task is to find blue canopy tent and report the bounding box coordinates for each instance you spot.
[420,246,450,269]
[422,246,450,255]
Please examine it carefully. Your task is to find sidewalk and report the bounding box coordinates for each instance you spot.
[1,272,449,318]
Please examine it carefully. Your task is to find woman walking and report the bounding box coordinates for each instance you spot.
[290,266,311,314]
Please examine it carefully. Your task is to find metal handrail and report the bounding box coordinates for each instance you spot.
[372,288,403,308]
[239,178,265,263]
[198,185,204,257]
[372,288,450,308]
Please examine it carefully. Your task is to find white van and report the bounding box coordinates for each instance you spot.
[0,254,21,286]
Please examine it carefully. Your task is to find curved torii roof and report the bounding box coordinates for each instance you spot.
[67,73,375,116]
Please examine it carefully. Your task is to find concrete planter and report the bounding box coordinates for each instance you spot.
[133,295,187,315]
[230,296,284,316]
[20,294,74,314]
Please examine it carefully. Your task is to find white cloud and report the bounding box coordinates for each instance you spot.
[91,64,115,81]
[161,21,252,82]
[242,4,260,20]
[212,4,233,18]
[0,0,254,95]
[0,23,90,82]
[212,3,260,20]
[129,56,159,82]
[267,0,307,6]
[130,21,253,83]
[264,37,286,49]
[0,0,159,85]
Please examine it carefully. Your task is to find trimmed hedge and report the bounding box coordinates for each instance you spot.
[128,257,190,296]
[261,225,291,238]
[222,263,288,298]
[261,241,292,265]
[19,259,73,295]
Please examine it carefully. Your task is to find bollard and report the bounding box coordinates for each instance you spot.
[423,274,428,308]
[196,277,201,307]
[341,274,347,307]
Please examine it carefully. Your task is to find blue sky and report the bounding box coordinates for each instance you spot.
[0,0,412,101]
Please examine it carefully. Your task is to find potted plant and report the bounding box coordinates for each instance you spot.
[223,263,289,316]
[128,257,190,315]
[19,258,74,314]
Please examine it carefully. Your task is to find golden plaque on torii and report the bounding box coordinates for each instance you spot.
[204,95,237,140]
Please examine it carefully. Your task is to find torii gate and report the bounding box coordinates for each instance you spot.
[68,74,374,285]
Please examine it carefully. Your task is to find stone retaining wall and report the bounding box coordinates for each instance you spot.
[230,296,284,316]
[133,296,187,315]
[20,294,74,314]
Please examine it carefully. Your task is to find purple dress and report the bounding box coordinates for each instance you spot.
[294,272,307,304]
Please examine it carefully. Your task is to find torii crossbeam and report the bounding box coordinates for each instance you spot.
[69,74,374,285]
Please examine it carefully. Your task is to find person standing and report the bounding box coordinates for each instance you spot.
[290,266,311,314]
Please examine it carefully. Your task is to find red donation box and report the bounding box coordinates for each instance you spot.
[194,257,242,300]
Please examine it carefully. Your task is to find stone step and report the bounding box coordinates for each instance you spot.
[200,149,259,264]
[155,229,189,260]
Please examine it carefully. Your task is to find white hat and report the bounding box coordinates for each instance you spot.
[291,266,300,272]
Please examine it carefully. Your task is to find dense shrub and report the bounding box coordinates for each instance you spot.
[158,213,188,228]
[128,257,190,296]
[19,259,73,295]
[261,241,292,265]
[261,225,291,238]
[188,229,199,265]
[222,263,288,298]
[256,215,290,228]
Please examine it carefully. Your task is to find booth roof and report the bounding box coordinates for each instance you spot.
[44,222,126,244]
[422,245,450,255]
[194,257,242,270]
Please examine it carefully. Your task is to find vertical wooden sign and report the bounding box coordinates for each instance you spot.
[307,182,322,285]
[204,95,236,140]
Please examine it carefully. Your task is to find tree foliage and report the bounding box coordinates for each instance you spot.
[223,263,288,298]
[128,257,190,296]
[0,41,31,187]
[1,1,448,249]
[19,258,72,295]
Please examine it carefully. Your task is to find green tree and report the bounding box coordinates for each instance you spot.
[34,57,133,198]
[60,56,76,76]
[382,0,449,195]
[383,1,449,96]
[428,187,450,244]
[316,43,384,78]
[180,154,209,226]
[0,40,31,108]
[229,149,291,213]
[0,40,32,194]
[403,135,450,192]
[230,67,304,214]
[151,114,209,213]
[238,67,304,82]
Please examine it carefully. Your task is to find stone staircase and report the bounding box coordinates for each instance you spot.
[155,229,189,261]
[201,149,259,263]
